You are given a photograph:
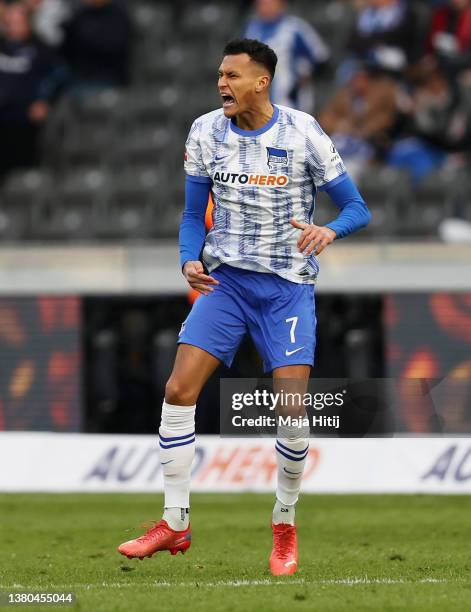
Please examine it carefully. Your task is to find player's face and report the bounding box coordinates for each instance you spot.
[218,54,268,118]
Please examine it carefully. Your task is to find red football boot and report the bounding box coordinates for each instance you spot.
[269,523,298,576]
[118,520,191,560]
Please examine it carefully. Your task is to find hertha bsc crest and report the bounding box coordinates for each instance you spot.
[266,147,288,171]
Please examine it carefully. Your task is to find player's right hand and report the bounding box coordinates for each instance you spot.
[183,261,219,296]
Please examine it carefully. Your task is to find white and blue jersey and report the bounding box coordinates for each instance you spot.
[244,13,329,108]
[179,104,370,372]
[184,105,347,285]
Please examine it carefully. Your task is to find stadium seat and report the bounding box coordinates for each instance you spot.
[130,2,172,41]
[145,44,188,77]
[410,167,467,237]
[2,169,55,239]
[61,124,115,169]
[153,200,183,237]
[180,45,223,85]
[119,87,180,127]
[40,91,122,172]
[35,168,110,240]
[357,167,411,238]
[173,82,221,125]
[2,168,53,205]
[0,191,29,240]
[139,43,220,86]
[76,89,123,124]
[135,44,179,84]
[97,166,164,239]
[130,2,175,83]
[180,3,239,42]
[115,126,173,167]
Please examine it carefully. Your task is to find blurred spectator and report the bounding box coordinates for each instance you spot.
[61,0,132,97]
[346,0,418,75]
[244,0,330,111]
[25,0,71,47]
[0,1,66,178]
[426,0,471,79]
[388,64,470,183]
[319,63,398,180]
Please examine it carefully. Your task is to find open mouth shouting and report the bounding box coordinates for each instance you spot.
[221,93,236,111]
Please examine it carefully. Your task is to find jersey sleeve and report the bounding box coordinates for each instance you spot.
[305,118,346,190]
[184,120,211,183]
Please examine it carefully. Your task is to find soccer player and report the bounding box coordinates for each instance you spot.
[118,39,371,575]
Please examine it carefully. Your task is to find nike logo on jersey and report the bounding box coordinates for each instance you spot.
[161,460,174,465]
[214,155,226,161]
[285,347,304,356]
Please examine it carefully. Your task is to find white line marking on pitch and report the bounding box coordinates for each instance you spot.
[1,577,465,590]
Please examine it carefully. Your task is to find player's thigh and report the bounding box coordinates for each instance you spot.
[165,343,221,405]
[175,277,247,386]
[249,281,316,373]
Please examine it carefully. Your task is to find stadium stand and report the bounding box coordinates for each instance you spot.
[0,0,469,242]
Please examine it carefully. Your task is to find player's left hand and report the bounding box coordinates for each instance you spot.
[290,219,336,256]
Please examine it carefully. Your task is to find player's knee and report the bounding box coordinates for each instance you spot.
[165,378,197,406]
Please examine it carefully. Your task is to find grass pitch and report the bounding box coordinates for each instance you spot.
[1,493,470,611]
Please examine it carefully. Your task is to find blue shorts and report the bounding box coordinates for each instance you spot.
[178,264,316,373]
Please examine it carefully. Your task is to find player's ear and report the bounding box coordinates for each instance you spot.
[256,75,270,93]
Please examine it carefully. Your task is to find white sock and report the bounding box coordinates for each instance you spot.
[163,507,189,531]
[274,422,309,523]
[159,401,195,530]
[272,498,295,526]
